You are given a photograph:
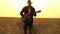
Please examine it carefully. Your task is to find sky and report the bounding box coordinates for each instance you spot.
[0,0,60,18]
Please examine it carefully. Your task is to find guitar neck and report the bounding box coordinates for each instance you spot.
[36,10,41,13]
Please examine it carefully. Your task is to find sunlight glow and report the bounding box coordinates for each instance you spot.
[13,0,42,12]
[0,0,60,18]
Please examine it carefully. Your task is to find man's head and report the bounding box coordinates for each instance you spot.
[27,0,32,6]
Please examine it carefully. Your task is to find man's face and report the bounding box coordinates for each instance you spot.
[28,1,32,6]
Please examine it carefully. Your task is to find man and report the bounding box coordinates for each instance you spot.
[20,0,36,34]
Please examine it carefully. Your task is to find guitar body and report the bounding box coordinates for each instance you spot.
[21,10,41,22]
[21,14,31,22]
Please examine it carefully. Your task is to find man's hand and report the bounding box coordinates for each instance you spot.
[34,12,36,17]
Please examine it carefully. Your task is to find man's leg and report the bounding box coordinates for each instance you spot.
[23,21,29,34]
[29,21,33,34]
[24,29,27,34]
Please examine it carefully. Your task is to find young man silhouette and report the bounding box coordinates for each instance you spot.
[20,0,36,34]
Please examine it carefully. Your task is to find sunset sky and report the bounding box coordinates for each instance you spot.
[0,0,60,18]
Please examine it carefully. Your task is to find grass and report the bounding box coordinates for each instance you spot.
[0,17,60,34]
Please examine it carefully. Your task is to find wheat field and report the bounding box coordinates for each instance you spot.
[0,17,60,34]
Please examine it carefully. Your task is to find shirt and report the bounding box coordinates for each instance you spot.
[28,8,31,14]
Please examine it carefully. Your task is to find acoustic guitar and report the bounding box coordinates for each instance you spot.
[21,10,41,22]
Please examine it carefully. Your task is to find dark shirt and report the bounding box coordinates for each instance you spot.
[20,6,36,22]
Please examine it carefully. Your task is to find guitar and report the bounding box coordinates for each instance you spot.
[21,10,41,22]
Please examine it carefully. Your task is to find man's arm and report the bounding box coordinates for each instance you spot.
[20,8,24,17]
[33,8,36,17]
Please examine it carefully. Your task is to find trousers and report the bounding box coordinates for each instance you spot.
[23,21,33,34]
